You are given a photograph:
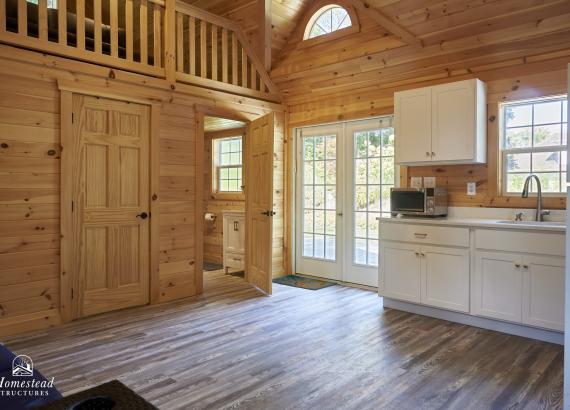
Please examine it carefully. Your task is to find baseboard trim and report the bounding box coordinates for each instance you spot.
[383,298,564,345]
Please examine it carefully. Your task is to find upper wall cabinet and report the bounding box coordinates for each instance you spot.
[395,79,487,165]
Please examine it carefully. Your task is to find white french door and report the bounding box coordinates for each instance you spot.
[295,124,344,280]
[344,118,395,286]
[295,117,395,287]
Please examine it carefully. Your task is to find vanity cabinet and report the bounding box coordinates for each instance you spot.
[223,211,245,272]
[381,242,421,303]
[394,78,486,165]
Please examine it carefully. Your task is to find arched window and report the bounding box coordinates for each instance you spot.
[304,5,352,40]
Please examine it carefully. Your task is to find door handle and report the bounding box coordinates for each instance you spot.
[136,212,149,220]
[261,210,276,216]
[414,233,427,238]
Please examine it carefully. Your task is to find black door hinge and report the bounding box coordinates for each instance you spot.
[71,288,74,300]
[71,201,74,212]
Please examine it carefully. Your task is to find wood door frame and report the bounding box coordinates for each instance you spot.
[194,105,270,290]
[59,83,160,322]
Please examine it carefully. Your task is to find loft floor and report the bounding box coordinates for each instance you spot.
[5,270,563,409]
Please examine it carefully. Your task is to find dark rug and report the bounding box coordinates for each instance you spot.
[273,274,336,290]
[204,261,223,271]
[229,270,245,278]
[37,380,157,409]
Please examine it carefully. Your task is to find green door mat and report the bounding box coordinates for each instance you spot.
[273,275,335,290]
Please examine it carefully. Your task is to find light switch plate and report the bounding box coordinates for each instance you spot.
[467,182,476,196]
[410,177,423,188]
[424,177,436,188]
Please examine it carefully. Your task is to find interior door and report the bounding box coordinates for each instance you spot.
[295,124,344,281]
[344,118,395,287]
[72,95,150,317]
[246,113,274,294]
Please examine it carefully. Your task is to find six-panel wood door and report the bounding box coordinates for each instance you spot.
[71,95,151,317]
[246,113,274,295]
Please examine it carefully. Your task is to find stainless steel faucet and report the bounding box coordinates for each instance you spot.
[521,174,550,222]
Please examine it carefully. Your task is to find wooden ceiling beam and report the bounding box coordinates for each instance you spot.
[350,0,423,48]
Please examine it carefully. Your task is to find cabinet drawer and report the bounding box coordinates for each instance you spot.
[380,222,469,248]
[475,229,565,256]
[225,252,245,269]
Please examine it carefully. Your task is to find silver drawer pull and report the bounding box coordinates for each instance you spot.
[414,233,428,238]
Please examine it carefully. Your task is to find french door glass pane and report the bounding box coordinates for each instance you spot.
[302,135,337,261]
[353,127,395,267]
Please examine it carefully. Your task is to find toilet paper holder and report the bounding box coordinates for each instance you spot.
[204,212,217,222]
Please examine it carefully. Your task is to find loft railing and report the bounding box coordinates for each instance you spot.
[173,3,279,101]
[0,0,165,76]
[0,0,279,101]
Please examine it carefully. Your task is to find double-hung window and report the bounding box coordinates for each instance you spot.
[502,95,567,194]
[213,136,243,193]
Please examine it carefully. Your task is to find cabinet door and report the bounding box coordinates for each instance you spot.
[522,255,565,331]
[421,246,470,313]
[226,216,245,254]
[473,251,522,323]
[394,87,432,164]
[380,242,421,303]
[431,80,475,162]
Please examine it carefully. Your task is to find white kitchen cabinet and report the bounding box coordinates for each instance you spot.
[380,242,421,303]
[380,241,469,312]
[522,255,565,331]
[223,211,245,272]
[421,246,470,313]
[473,251,523,323]
[394,78,486,165]
[394,87,432,164]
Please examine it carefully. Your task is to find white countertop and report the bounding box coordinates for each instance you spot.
[378,215,566,233]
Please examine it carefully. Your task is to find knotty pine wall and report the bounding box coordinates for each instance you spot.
[203,128,246,265]
[276,0,570,210]
[0,44,284,336]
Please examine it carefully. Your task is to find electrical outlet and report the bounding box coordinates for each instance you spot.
[410,177,423,188]
[467,182,476,196]
[424,177,436,188]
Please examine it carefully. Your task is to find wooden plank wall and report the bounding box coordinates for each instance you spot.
[203,129,245,265]
[158,102,198,303]
[272,111,285,277]
[0,74,62,335]
[0,44,284,336]
[277,0,570,209]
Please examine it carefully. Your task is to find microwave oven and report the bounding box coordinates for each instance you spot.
[390,188,448,217]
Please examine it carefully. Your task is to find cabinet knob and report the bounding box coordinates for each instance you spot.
[523,265,529,269]
[425,151,430,156]
[431,152,435,157]
[515,263,521,268]
[414,251,420,256]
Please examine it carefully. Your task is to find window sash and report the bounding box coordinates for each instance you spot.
[500,96,567,195]
[216,165,242,193]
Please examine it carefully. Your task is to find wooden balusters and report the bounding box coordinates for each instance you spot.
[76,0,85,50]
[38,0,47,41]
[200,20,206,77]
[231,31,238,86]
[241,46,247,88]
[250,62,256,92]
[189,16,196,75]
[153,2,161,67]
[221,28,228,83]
[126,0,134,61]
[176,12,183,72]
[58,0,67,45]
[110,0,118,57]
[94,0,102,53]
[0,0,5,32]
[140,0,148,65]
[211,25,217,81]
[17,0,26,36]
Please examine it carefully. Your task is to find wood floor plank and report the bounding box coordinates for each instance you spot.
[4,270,563,409]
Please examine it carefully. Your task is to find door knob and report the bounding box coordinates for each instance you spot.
[136,212,149,220]
[261,210,276,217]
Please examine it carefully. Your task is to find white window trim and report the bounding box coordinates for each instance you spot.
[303,4,352,40]
[212,136,243,194]
[500,95,567,197]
